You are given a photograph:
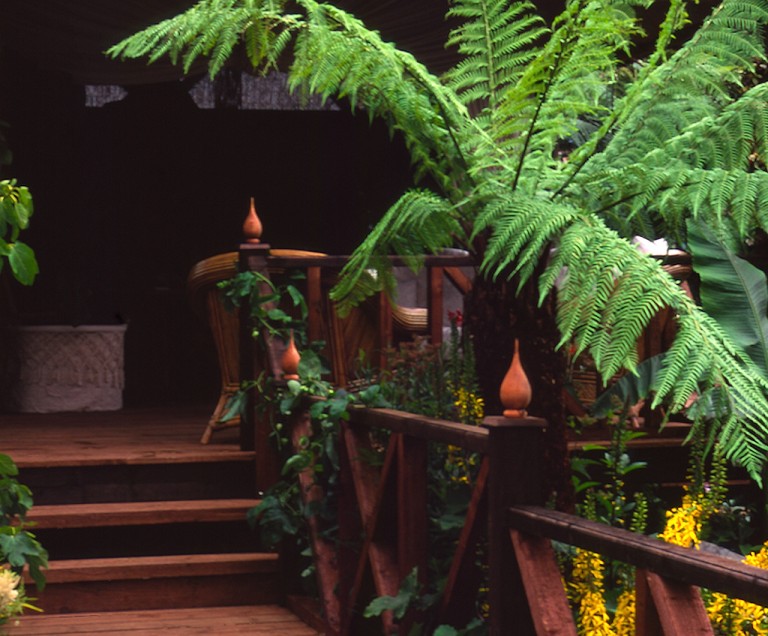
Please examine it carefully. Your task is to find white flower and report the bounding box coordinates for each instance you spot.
[0,569,21,610]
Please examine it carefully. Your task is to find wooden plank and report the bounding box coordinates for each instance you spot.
[37,553,278,584]
[306,265,323,344]
[347,406,489,454]
[2,406,253,468]
[428,266,444,345]
[507,506,768,606]
[635,567,663,636]
[290,411,341,634]
[509,529,577,636]
[8,605,321,635]
[483,417,548,636]
[263,253,474,269]
[397,434,428,581]
[28,499,260,528]
[644,570,713,635]
[440,457,488,626]
[444,266,473,295]
[341,425,400,635]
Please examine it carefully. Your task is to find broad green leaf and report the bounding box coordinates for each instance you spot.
[591,353,666,417]
[363,567,420,619]
[0,454,18,477]
[8,241,39,286]
[688,219,768,378]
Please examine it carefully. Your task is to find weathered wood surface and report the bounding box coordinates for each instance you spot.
[1,405,250,468]
[8,605,321,635]
[347,406,489,453]
[28,498,260,528]
[290,410,341,635]
[28,553,283,614]
[637,569,713,635]
[507,506,768,607]
[39,553,278,584]
[509,529,577,636]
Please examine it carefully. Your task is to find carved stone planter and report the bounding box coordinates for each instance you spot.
[1,324,127,413]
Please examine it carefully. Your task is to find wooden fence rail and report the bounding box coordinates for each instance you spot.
[286,405,768,635]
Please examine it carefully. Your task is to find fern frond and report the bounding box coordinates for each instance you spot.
[538,219,768,479]
[330,189,463,314]
[587,0,768,169]
[443,0,548,110]
[107,0,301,76]
[287,0,476,190]
[473,188,579,286]
[492,0,644,184]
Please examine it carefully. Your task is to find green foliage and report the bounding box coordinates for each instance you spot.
[0,179,38,286]
[364,567,486,635]
[688,219,768,378]
[571,425,649,530]
[218,269,308,342]
[113,0,768,480]
[0,454,48,594]
[364,567,421,621]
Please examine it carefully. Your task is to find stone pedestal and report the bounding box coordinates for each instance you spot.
[1,325,127,413]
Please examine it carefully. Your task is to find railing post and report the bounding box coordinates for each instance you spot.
[238,199,281,490]
[482,414,548,635]
[482,336,547,635]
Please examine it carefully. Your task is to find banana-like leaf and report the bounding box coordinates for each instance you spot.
[687,219,768,379]
[590,353,666,418]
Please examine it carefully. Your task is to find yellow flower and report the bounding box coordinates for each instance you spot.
[612,589,635,636]
[452,387,484,425]
[705,543,768,634]
[577,589,615,636]
[659,494,705,548]
[568,549,617,635]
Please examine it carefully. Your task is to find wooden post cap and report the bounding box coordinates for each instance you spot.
[281,330,300,380]
[242,197,263,244]
[499,338,532,417]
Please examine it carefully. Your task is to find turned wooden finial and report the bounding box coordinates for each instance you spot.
[499,338,532,418]
[242,197,263,244]
[281,330,301,380]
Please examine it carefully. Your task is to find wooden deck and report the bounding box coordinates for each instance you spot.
[0,404,322,636]
[1,404,248,468]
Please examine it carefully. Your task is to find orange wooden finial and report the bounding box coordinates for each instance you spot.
[242,197,263,244]
[499,338,532,418]
[281,330,301,380]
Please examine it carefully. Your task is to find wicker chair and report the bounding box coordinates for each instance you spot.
[187,249,326,444]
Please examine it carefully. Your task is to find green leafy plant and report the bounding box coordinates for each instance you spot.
[0,453,47,624]
[364,567,486,636]
[112,0,768,481]
[218,269,308,343]
[0,178,37,288]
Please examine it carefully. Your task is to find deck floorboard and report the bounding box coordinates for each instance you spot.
[7,605,322,635]
[1,405,250,467]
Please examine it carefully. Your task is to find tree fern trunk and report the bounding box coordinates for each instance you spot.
[464,274,572,511]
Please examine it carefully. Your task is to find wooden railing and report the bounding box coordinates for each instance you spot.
[233,214,768,635]
[237,239,473,468]
[295,407,768,635]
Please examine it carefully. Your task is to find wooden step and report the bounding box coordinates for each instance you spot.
[28,498,261,528]
[7,605,321,635]
[29,553,282,614]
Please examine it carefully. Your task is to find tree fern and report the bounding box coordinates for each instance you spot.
[112,0,768,481]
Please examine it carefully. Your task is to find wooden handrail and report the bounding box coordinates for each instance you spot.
[263,252,475,269]
[346,406,489,454]
[507,505,768,607]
